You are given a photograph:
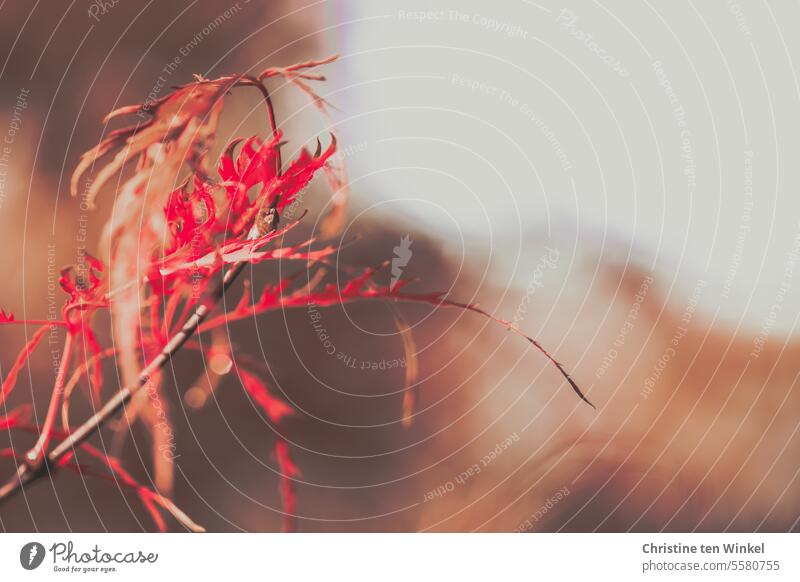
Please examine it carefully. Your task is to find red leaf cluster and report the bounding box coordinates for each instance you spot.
[0,53,589,533]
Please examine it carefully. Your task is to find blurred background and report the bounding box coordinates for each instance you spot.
[0,0,799,532]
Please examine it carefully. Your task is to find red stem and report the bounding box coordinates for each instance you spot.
[25,332,75,469]
[0,319,67,327]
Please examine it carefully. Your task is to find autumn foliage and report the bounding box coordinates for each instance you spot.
[0,56,588,532]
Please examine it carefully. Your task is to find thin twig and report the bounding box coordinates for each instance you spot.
[25,332,76,469]
[0,260,246,503]
[0,77,284,508]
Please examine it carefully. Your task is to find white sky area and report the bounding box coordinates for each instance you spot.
[321,1,800,334]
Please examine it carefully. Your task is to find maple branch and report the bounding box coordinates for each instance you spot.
[0,259,248,504]
[0,76,284,509]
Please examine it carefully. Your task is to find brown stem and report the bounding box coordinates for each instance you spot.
[0,260,247,504]
[0,76,284,509]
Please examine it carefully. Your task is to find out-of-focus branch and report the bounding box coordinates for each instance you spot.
[0,75,284,512]
[0,258,247,505]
